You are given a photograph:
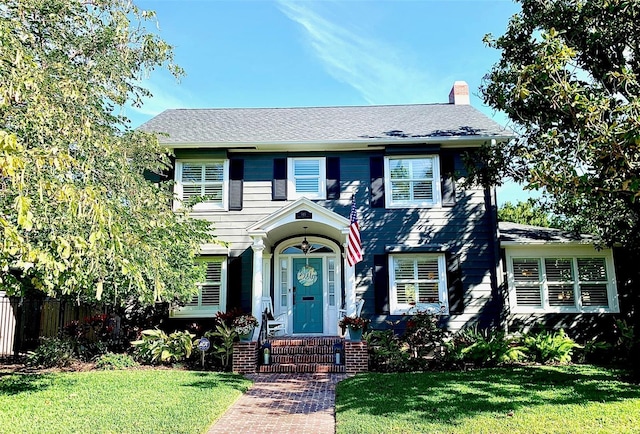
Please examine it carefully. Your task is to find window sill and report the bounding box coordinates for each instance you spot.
[170,306,220,318]
[510,306,619,314]
[386,202,440,209]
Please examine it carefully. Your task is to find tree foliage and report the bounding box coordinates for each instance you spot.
[498,198,563,228]
[478,0,640,248]
[0,0,215,305]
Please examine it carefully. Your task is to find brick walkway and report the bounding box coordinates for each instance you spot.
[206,373,346,434]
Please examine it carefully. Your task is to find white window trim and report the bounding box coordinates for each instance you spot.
[505,245,619,314]
[171,257,227,318]
[174,159,229,212]
[388,253,449,315]
[384,155,441,208]
[287,157,326,200]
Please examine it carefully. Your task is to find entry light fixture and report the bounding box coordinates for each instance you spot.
[301,226,311,255]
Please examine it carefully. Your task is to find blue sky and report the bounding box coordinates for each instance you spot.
[132,0,526,203]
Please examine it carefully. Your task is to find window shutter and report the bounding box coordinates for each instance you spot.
[512,258,542,307]
[229,159,244,211]
[226,256,242,310]
[545,259,575,307]
[441,152,456,207]
[578,258,609,307]
[370,157,385,208]
[326,157,340,199]
[446,253,463,314]
[272,158,287,200]
[374,254,390,314]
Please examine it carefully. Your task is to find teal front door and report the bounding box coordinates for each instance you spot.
[292,258,323,333]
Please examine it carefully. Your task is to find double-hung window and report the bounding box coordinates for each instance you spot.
[388,254,448,315]
[507,247,619,313]
[171,257,227,318]
[175,160,229,211]
[288,157,326,200]
[384,156,441,208]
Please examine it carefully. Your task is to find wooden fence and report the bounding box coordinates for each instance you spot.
[0,295,104,358]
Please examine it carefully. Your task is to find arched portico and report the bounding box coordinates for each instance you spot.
[246,198,356,336]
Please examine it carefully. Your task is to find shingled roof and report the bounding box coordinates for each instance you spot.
[499,222,595,245]
[138,103,511,146]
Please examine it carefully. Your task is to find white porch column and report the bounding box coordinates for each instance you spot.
[263,254,272,297]
[251,236,265,319]
[343,244,357,316]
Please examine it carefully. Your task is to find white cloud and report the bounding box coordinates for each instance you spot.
[277,1,436,105]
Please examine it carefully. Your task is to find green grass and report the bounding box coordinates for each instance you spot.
[336,365,640,434]
[0,369,252,434]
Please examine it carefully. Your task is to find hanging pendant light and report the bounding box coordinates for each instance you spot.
[301,226,311,255]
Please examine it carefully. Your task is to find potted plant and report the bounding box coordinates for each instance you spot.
[233,314,258,342]
[339,316,370,342]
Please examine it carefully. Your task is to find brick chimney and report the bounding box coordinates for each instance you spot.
[448,81,470,105]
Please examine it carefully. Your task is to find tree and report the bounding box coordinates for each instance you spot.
[479,0,640,249]
[479,0,640,379]
[498,198,563,228]
[0,0,215,306]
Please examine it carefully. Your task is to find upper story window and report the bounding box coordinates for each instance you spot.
[288,157,326,200]
[171,257,227,318]
[388,254,449,315]
[506,247,619,314]
[384,156,441,208]
[174,160,229,211]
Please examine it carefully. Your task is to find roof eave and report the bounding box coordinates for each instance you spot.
[500,240,595,246]
[160,135,513,151]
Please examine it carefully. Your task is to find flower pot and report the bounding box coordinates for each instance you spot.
[239,328,254,342]
[347,326,363,342]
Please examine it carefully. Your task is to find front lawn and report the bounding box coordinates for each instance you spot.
[0,369,252,434]
[336,365,640,434]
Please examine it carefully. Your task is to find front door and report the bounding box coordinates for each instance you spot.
[292,258,323,333]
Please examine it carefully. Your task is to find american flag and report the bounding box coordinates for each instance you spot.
[347,195,363,267]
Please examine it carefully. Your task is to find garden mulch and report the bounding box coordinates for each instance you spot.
[206,373,346,434]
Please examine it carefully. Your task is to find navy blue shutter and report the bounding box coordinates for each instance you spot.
[326,157,340,199]
[441,152,456,207]
[374,254,390,314]
[446,253,464,314]
[272,158,287,200]
[370,157,385,208]
[226,256,241,311]
[229,159,244,211]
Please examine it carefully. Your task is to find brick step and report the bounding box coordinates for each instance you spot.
[271,354,335,364]
[258,363,346,374]
[269,345,337,355]
[266,337,343,347]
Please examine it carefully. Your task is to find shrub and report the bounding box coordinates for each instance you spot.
[95,352,138,370]
[455,329,527,367]
[523,329,579,364]
[131,329,195,365]
[204,323,237,371]
[402,311,447,362]
[25,338,76,368]
[365,329,410,372]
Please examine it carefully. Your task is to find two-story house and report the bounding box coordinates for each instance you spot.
[139,81,621,339]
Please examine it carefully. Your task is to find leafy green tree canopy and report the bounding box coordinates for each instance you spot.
[0,0,214,305]
[479,0,640,248]
[498,198,563,228]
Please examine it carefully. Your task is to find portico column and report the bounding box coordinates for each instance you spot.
[343,243,357,316]
[251,236,265,320]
